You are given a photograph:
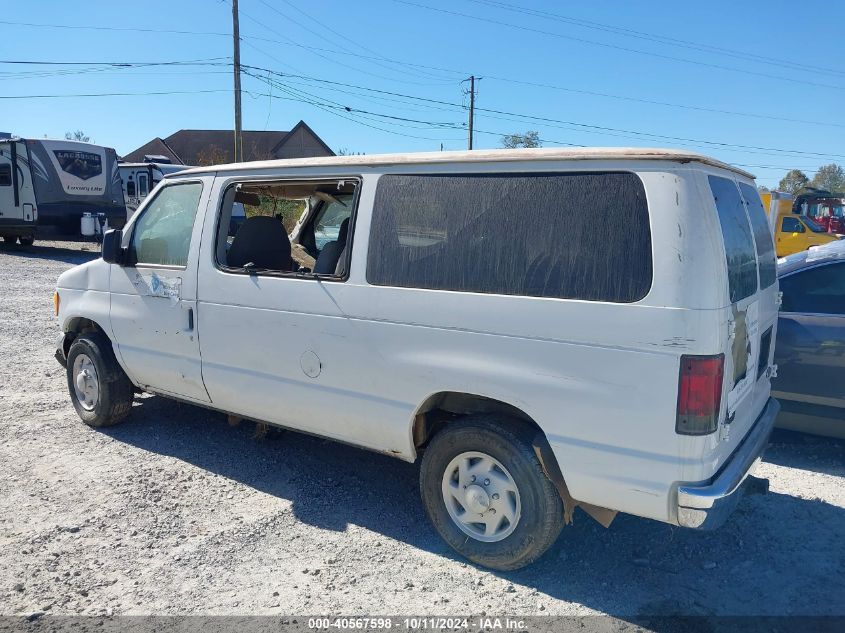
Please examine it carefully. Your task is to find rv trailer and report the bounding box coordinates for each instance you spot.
[119,161,190,220]
[0,137,126,243]
[0,137,37,245]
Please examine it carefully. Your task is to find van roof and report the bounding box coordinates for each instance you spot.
[172,147,755,179]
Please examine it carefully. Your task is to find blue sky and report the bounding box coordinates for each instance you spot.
[1,0,842,188]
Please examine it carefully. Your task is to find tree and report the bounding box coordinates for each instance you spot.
[336,147,364,156]
[501,131,542,149]
[778,169,809,194]
[195,144,228,166]
[65,130,92,143]
[810,163,845,193]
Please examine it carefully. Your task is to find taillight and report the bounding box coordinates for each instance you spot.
[676,354,724,436]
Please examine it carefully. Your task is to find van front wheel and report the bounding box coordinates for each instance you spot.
[66,333,134,427]
[419,416,564,570]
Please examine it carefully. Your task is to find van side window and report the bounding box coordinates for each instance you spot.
[780,263,845,315]
[129,182,203,267]
[708,176,757,303]
[0,164,11,186]
[738,182,777,289]
[367,172,652,302]
[215,180,356,277]
[782,216,804,233]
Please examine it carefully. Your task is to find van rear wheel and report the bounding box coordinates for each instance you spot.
[419,416,564,570]
[66,333,134,427]
[19,236,34,246]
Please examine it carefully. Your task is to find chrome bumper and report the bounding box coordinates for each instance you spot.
[676,397,780,530]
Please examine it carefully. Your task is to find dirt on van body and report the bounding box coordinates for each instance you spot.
[0,239,843,620]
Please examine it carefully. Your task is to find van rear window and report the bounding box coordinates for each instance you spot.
[366,172,652,302]
[738,182,777,289]
[708,176,758,303]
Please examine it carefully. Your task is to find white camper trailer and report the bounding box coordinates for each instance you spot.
[119,161,190,220]
[0,137,38,245]
[0,137,127,243]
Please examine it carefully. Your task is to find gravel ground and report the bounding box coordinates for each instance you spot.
[0,239,843,619]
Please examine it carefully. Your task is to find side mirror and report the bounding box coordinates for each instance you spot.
[102,229,124,265]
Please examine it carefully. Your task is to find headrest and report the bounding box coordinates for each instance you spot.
[227,215,292,271]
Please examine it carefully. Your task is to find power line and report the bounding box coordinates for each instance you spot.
[3,16,841,128]
[234,35,845,129]
[0,19,229,37]
[0,58,230,82]
[260,0,455,83]
[241,35,466,77]
[0,69,230,81]
[481,75,845,130]
[242,83,464,142]
[239,7,452,87]
[466,0,845,78]
[0,89,228,99]
[0,57,229,67]
[243,70,463,129]
[241,72,837,177]
[18,52,795,160]
[1,54,838,165]
[241,64,845,161]
[393,0,845,91]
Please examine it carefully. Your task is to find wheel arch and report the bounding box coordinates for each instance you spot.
[62,316,110,357]
[411,391,541,452]
[411,390,618,529]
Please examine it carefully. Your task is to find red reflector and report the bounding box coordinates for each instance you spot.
[676,354,724,436]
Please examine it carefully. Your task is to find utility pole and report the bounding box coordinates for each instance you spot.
[232,0,243,162]
[467,75,475,150]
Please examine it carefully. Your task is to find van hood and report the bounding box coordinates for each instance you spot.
[57,257,110,292]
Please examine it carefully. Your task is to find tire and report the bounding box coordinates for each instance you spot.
[1,236,18,244]
[18,236,34,246]
[66,333,134,427]
[420,416,564,570]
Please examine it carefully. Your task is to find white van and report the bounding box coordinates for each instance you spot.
[53,148,780,570]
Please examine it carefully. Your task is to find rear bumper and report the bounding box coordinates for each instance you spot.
[676,397,780,530]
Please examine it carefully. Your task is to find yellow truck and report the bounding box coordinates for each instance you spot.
[760,191,840,257]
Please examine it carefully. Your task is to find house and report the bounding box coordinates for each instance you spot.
[122,120,334,165]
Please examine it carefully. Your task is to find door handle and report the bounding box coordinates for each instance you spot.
[187,308,194,331]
